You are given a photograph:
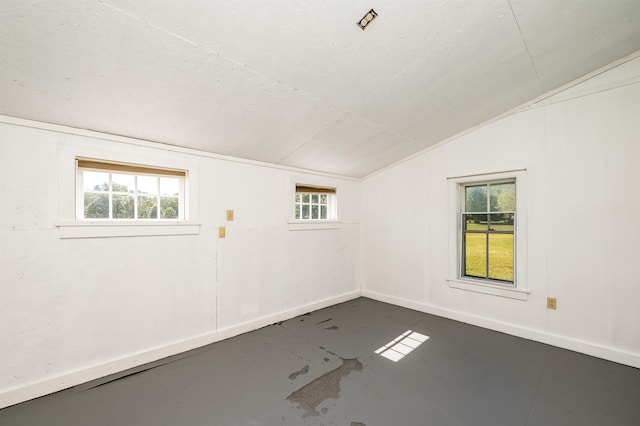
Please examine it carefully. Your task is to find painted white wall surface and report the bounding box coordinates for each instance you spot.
[361,57,640,368]
[0,121,360,407]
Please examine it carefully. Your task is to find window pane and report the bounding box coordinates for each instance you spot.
[463,214,488,231]
[160,197,179,219]
[137,176,158,195]
[83,171,109,192]
[84,193,109,218]
[137,196,158,219]
[489,213,514,232]
[465,185,487,212]
[488,234,514,282]
[112,174,134,193]
[160,178,179,196]
[464,233,486,278]
[295,192,333,220]
[112,194,134,219]
[490,183,515,212]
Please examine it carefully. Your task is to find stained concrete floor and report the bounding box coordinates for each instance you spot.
[2,298,640,426]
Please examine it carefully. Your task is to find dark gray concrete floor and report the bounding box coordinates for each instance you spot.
[2,298,640,426]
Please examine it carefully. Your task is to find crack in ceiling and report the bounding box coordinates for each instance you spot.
[506,0,544,94]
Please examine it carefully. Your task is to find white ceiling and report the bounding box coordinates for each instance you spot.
[1,0,640,177]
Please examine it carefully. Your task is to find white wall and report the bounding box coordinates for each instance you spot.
[362,57,640,368]
[0,120,361,407]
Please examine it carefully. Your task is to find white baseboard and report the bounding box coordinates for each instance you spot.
[362,289,640,369]
[0,290,361,409]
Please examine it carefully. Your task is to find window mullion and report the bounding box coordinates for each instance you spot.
[179,178,185,220]
[134,175,139,219]
[108,173,113,220]
[485,230,490,279]
[485,184,489,279]
[156,177,161,219]
[461,227,466,278]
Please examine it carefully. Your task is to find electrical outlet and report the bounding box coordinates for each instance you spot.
[218,226,226,238]
[547,297,557,310]
[226,210,234,221]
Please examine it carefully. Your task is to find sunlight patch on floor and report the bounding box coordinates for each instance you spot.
[375,330,429,362]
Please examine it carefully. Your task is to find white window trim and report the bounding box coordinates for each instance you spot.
[287,220,342,231]
[447,169,529,300]
[57,221,201,239]
[75,160,187,221]
[288,178,341,230]
[56,144,200,239]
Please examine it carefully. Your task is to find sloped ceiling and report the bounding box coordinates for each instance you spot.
[1,0,639,177]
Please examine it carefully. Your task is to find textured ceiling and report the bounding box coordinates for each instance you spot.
[1,0,640,177]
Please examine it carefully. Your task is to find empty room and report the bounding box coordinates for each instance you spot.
[1,1,640,425]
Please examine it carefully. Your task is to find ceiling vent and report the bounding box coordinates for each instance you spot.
[357,9,378,30]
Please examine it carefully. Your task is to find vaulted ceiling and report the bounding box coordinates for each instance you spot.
[1,1,640,177]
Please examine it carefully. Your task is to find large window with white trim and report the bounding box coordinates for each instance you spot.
[447,170,528,300]
[461,179,515,283]
[77,159,186,220]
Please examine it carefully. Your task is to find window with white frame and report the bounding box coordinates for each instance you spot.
[77,159,186,220]
[461,179,515,283]
[294,185,337,220]
[448,170,528,300]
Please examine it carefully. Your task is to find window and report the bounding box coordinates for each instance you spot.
[447,170,528,300]
[294,185,337,221]
[461,180,515,283]
[77,159,186,220]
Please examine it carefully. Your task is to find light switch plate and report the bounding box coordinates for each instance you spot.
[218,226,226,238]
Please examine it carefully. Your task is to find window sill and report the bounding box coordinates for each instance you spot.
[447,278,529,301]
[288,220,342,231]
[57,221,201,239]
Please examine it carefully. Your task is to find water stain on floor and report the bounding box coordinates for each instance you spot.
[288,365,310,380]
[286,358,363,417]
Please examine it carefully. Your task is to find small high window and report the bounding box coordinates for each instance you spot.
[294,185,337,221]
[77,159,186,220]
